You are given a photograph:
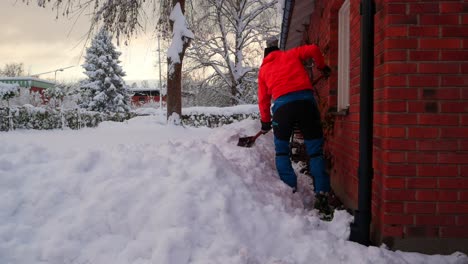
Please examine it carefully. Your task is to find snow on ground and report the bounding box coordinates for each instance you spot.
[0,115,467,264]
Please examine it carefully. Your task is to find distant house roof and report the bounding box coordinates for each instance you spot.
[280,0,316,50]
[130,88,160,92]
[130,88,161,97]
[0,77,55,89]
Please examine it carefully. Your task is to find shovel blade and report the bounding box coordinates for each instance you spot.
[237,136,256,147]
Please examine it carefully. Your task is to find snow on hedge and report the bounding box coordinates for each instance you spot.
[0,82,19,100]
[182,104,258,116]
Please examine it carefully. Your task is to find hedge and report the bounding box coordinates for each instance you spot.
[0,106,135,131]
[0,106,259,131]
[181,113,258,128]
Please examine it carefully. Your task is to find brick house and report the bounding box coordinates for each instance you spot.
[281,0,467,254]
[130,88,166,106]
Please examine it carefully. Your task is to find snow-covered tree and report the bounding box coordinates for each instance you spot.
[80,28,130,113]
[186,0,279,105]
[163,1,193,122]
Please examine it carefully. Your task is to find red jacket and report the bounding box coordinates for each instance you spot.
[257,44,326,122]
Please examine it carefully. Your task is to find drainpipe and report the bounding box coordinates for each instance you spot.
[279,0,294,50]
[350,0,375,246]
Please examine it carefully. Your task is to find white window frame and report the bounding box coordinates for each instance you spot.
[338,0,350,111]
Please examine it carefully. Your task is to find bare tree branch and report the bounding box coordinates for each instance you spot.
[185,0,278,104]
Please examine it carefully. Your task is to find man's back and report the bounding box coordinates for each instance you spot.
[258,45,325,101]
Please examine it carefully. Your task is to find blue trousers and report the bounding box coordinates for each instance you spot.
[271,90,331,193]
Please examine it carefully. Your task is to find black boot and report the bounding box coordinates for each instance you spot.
[314,192,333,221]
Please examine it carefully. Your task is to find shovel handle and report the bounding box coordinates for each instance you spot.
[253,131,264,140]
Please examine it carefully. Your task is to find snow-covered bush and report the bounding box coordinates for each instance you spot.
[44,86,66,108]
[1,104,258,131]
[0,106,135,131]
[0,83,20,130]
[131,105,259,128]
[0,82,20,106]
[181,112,259,128]
[7,87,44,107]
[62,83,84,109]
[80,28,131,113]
[182,105,260,127]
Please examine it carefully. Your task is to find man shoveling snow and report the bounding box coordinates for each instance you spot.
[257,36,334,220]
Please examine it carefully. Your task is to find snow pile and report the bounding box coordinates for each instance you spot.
[132,106,163,116]
[0,117,466,264]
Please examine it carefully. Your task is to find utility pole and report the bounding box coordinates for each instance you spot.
[54,69,62,83]
[158,35,163,113]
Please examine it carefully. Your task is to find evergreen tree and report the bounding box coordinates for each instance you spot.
[80,28,130,113]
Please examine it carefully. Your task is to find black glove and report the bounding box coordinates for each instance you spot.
[320,65,332,78]
[261,121,272,134]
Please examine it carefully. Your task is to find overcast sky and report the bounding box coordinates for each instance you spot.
[0,0,163,83]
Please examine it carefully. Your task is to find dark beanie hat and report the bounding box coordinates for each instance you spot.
[266,35,279,48]
[264,35,279,57]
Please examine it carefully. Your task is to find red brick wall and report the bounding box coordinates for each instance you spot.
[375,0,468,243]
[305,0,468,245]
[307,0,361,210]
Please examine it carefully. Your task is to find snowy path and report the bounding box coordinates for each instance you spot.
[0,116,466,264]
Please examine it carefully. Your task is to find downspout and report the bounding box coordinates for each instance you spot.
[279,0,294,50]
[350,0,376,246]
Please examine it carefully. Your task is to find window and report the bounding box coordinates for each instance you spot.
[338,0,350,111]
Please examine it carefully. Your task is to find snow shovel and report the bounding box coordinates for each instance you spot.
[237,131,264,148]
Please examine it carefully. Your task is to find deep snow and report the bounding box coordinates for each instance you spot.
[0,113,466,264]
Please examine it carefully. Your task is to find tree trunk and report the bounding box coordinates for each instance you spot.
[167,57,183,119]
[166,0,187,121]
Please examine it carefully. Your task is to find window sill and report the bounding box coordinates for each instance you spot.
[330,107,349,116]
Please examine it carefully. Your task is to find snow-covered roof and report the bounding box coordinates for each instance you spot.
[280,0,315,50]
[0,77,55,85]
[129,88,161,92]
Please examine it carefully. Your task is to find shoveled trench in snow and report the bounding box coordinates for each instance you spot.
[0,115,466,264]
